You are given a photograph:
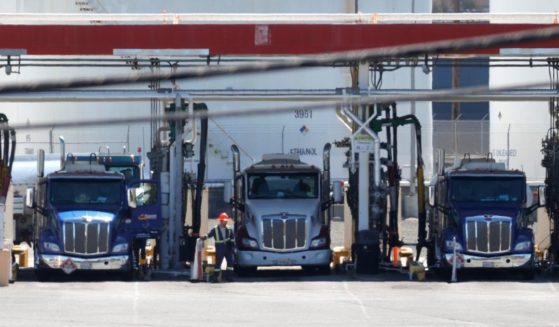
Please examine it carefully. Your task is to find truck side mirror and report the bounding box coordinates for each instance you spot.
[25,187,35,208]
[127,189,137,209]
[428,185,435,207]
[538,185,546,207]
[332,181,344,204]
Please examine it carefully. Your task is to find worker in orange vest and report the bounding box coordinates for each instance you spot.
[201,212,235,282]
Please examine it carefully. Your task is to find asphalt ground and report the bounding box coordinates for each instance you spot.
[4,267,559,326]
[4,219,559,326]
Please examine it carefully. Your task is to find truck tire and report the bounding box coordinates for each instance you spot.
[434,267,452,282]
[317,264,331,275]
[35,268,50,282]
[302,265,331,275]
[234,265,256,277]
[521,269,535,281]
[119,264,138,281]
[120,248,138,281]
[426,242,437,267]
[9,263,18,283]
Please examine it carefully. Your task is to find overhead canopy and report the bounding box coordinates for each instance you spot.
[1,13,559,56]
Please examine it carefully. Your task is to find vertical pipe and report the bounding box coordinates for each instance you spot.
[169,94,184,268]
[8,129,15,177]
[384,107,393,258]
[193,103,208,237]
[452,60,461,155]
[281,126,285,154]
[414,122,427,261]
[49,127,54,154]
[59,136,65,170]
[358,62,370,233]
[231,144,241,233]
[358,151,369,231]
[323,143,331,226]
[507,124,511,169]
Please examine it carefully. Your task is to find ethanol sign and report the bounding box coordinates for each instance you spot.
[354,134,374,153]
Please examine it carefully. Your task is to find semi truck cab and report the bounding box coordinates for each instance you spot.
[26,151,160,280]
[428,155,541,279]
[231,144,340,274]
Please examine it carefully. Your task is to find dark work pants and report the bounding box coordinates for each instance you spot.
[215,245,234,271]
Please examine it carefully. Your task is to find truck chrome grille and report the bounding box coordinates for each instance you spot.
[465,216,511,254]
[262,215,306,251]
[63,221,110,255]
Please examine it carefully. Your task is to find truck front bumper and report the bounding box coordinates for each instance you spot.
[39,254,129,273]
[237,249,331,267]
[444,253,532,269]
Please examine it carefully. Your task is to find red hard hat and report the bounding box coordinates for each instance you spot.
[218,212,230,221]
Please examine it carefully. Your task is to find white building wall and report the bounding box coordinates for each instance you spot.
[0,0,432,182]
[490,0,555,181]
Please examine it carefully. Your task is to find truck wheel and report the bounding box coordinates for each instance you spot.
[521,269,536,281]
[303,265,331,275]
[35,268,50,282]
[318,265,331,275]
[234,265,256,277]
[9,263,18,283]
[426,243,437,267]
[434,267,452,282]
[119,267,138,281]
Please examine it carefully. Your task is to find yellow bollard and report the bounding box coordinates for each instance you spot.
[408,261,426,281]
[535,245,544,263]
[204,245,216,266]
[399,247,414,268]
[332,246,350,270]
[12,244,28,268]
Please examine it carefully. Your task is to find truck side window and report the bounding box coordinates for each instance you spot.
[135,183,157,206]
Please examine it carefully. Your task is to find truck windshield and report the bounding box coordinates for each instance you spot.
[248,173,318,199]
[450,177,524,203]
[49,179,123,205]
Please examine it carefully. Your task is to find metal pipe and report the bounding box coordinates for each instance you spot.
[8,129,15,177]
[184,96,197,144]
[59,136,65,170]
[1,13,557,24]
[231,144,241,233]
[507,124,511,169]
[193,103,208,236]
[322,143,332,226]
[0,88,559,102]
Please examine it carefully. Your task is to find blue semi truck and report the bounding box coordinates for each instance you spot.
[26,151,161,280]
[427,154,541,279]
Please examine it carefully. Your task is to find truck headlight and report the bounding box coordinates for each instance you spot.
[241,238,258,249]
[112,242,129,253]
[444,240,463,252]
[310,237,328,249]
[43,242,60,252]
[514,241,532,252]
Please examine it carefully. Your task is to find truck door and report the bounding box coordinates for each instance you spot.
[128,180,162,234]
